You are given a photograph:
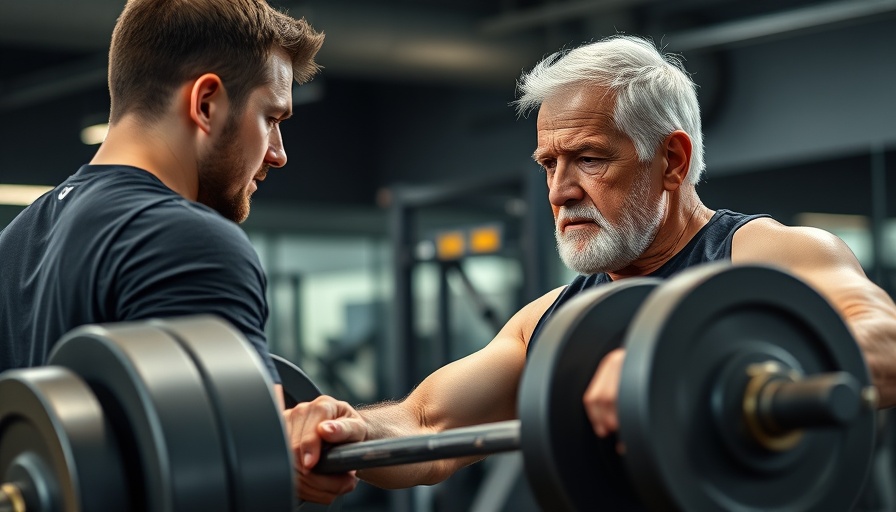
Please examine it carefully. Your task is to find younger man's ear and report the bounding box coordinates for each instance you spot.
[188,73,227,134]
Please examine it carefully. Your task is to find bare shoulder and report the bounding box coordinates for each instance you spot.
[728,215,880,312]
[732,217,862,272]
[498,285,566,349]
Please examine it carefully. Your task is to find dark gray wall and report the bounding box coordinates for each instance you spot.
[375,17,896,187]
[1,15,893,222]
[705,15,896,174]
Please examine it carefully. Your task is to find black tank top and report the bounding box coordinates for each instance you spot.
[527,209,769,355]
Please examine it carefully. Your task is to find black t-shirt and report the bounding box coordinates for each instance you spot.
[0,164,279,383]
[527,209,770,355]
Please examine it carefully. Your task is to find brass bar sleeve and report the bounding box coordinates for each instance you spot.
[0,483,26,512]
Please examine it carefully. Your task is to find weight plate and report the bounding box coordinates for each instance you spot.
[519,278,661,512]
[0,367,127,511]
[272,353,323,408]
[48,321,231,512]
[150,315,296,512]
[618,262,876,512]
[271,354,345,512]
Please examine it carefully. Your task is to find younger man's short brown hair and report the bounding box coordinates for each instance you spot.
[108,0,324,124]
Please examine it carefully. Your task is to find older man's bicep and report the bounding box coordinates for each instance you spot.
[405,333,528,434]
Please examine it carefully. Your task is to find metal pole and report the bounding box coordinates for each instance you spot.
[389,185,415,398]
[451,261,503,333]
[291,274,303,364]
[436,261,452,370]
[388,186,415,512]
[870,145,888,292]
[522,169,555,302]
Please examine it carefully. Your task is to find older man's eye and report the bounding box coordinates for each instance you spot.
[580,156,609,175]
[539,159,557,172]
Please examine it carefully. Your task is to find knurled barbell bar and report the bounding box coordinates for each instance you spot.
[0,262,879,512]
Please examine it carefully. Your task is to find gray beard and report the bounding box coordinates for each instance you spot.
[554,171,664,275]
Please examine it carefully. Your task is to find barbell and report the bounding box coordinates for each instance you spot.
[0,262,878,512]
[315,263,878,511]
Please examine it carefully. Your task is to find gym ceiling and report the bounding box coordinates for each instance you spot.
[1,0,894,219]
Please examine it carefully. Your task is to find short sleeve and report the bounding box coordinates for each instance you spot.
[104,199,280,384]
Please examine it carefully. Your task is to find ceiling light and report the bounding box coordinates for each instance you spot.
[0,184,54,206]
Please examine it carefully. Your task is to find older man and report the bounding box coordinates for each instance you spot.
[286,34,896,504]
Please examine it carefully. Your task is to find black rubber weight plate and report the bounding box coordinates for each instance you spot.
[618,262,876,512]
[150,315,296,512]
[0,367,127,511]
[272,353,322,408]
[48,321,231,512]
[519,277,661,512]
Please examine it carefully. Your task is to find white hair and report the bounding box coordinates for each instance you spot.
[513,35,705,184]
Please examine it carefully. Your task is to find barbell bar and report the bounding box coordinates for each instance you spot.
[0,262,879,512]
[315,265,877,511]
[319,310,871,463]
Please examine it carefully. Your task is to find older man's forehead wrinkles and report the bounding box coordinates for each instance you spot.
[534,129,620,158]
[538,109,615,129]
